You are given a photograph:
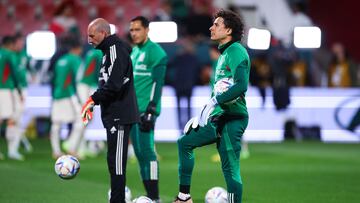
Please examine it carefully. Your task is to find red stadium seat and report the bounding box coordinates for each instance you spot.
[14,3,36,22]
[97,4,117,23]
[41,3,56,20]
[0,20,16,36]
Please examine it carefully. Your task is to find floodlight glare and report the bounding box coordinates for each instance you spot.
[26,31,56,60]
[294,26,321,48]
[149,21,177,43]
[247,28,271,50]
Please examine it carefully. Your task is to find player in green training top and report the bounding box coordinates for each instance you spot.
[12,33,34,154]
[78,48,102,95]
[76,48,104,158]
[50,38,84,159]
[0,35,24,160]
[129,16,167,202]
[173,10,250,203]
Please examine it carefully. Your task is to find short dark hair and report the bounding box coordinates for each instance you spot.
[66,35,82,49]
[214,9,244,41]
[130,16,150,28]
[12,32,23,41]
[1,35,14,46]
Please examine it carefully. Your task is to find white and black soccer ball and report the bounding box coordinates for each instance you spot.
[205,186,228,203]
[132,196,153,203]
[214,78,234,96]
[54,155,80,179]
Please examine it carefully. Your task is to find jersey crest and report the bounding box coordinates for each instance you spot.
[216,69,225,76]
[138,52,146,62]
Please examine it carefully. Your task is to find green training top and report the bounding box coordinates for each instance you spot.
[212,41,250,118]
[80,49,102,87]
[14,49,30,88]
[52,53,81,100]
[210,59,218,90]
[0,47,18,89]
[131,39,167,115]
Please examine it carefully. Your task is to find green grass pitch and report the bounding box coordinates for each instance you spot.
[1,138,360,202]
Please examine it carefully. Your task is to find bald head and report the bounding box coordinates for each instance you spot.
[89,18,111,34]
[87,18,111,47]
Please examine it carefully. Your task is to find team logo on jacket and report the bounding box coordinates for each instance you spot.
[110,126,117,134]
[99,67,108,82]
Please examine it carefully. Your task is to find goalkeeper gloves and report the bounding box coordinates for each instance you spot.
[139,102,156,132]
[183,117,199,135]
[81,97,95,126]
[198,97,218,127]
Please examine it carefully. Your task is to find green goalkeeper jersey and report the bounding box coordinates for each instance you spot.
[0,48,18,89]
[131,39,167,115]
[80,49,102,87]
[212,41,250,118]
[52,53,81,100]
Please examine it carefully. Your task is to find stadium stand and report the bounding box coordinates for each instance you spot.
[0,0,161,36]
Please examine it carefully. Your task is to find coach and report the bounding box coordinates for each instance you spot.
[82,18,139,203]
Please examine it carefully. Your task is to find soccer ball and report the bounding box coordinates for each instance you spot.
[214,78,234,96]
[107,186,132,203]
[132,196,153,203]
[205,186,228,203]
[54,155,80,179]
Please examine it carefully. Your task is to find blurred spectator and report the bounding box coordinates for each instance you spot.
[288,2,313,46]
[48,0,81,86]
[49,0,80,40]
[185,1,213,40]
[153,0,173,21]
[171,37,200,130]
[328,42,358,87]
[268,39,295,111]
[311,42,332,86]
[290,2,315,86]
[250,51,272,108]
[170,0,189,23]
[289,54,308,86]
[268,38,304,140]
[291,2,313,28]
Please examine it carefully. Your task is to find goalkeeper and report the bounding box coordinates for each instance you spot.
[129,16,168,202]
[173,10,250,203]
